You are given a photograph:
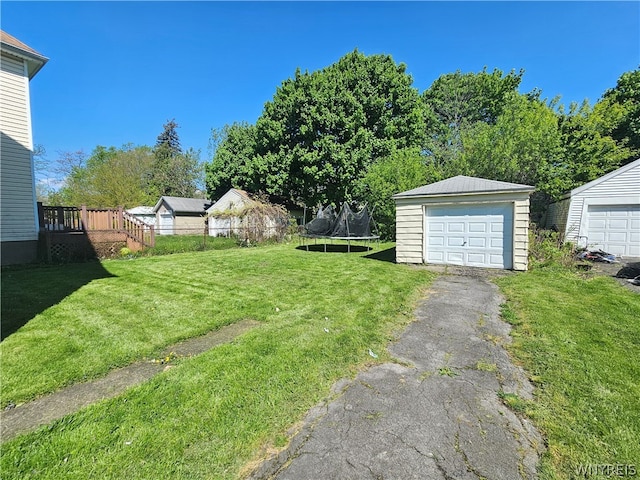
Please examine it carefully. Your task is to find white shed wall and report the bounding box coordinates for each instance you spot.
[207,189,253,214]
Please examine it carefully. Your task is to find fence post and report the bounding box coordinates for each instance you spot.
[37,202,44,230]
[117,206,124,231]
[149,224,155,247]
[81,205,88,231]
[55,206,65,230]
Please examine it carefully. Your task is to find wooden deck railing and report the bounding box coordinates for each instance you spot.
[38,204,155,248]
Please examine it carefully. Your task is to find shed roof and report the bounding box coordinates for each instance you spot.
[0,30,48,78]
[206,188,256,212]
[153,196,212,214]
[393,175,535,199]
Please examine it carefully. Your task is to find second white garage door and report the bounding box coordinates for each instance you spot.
[425,203,513,269]
[587,204,640,257]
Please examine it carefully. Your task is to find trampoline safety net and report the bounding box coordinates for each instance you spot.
[304,203,377,238]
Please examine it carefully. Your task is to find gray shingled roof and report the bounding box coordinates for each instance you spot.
[153,196,212,213]
[393,176,535,199]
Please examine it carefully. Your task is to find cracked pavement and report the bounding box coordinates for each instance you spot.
[250,275,543,479]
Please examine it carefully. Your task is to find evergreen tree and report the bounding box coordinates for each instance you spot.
[151,120,199,197]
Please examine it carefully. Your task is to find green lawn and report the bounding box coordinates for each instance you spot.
[140,234,238,256]
[496,268,640,480]
[4,245,638,479]
[1,242,432,479]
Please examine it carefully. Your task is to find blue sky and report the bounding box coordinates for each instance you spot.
[3,1,639,176]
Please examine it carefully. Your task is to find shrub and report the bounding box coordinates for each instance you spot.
[528,224,576,269]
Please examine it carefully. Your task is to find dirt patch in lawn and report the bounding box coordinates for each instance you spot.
[0,319,260,442]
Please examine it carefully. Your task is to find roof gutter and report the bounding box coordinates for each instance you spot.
[0,43,48,79]
[393,188,536,200]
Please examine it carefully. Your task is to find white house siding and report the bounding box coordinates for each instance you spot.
[561,160,640,251]
[0,53,38,263]
[395,193,531,271]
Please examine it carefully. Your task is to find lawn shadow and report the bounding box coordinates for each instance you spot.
[1,261,115,341]
[364,247,396,263]
[295,244,372,253]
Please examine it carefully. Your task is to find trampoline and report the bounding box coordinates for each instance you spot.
[299,203,380,252]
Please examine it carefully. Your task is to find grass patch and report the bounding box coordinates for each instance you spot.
[475,359,497,372]
[497,391,532,415]
[0,242,433,478]
[496,269,640,479]
[438,366,458,377]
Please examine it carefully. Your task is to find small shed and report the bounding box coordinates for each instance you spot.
[206,188,289,241]
[546,158,640,257]
[126,206,156,228]
[153,196,212,235]
[393,176,535,271]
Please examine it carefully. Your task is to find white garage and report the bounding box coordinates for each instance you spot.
[394,176,535,271]
[546,158,640,258]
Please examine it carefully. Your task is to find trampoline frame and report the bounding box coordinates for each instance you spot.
[299,233,380,253]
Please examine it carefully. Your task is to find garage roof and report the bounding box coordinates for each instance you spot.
[393,175,534,199]
[153,196,212,213]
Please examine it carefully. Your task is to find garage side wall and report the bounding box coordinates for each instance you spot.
[545,197,570,234]
[513,198,531,271]
[174,214,206,235]
[395,200,423,263]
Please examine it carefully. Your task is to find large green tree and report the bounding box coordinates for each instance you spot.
[553,99,633,195]
[54,145,157,208]
[598,68,640,164]
[355,148,437,239]
[422,68,524,168]
[457,95,565,207]
[206,50,427,206]
[205,122,258,200]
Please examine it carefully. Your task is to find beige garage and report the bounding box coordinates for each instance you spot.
[393,176,535,271]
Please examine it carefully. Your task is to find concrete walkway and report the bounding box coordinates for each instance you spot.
[1,319,259,441]
[251,275,543,479]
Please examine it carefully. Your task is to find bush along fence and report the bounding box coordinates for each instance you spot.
[206,201,292,245]
[38,203,154,263]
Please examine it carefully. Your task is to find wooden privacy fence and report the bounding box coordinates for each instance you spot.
[38,204,155,262]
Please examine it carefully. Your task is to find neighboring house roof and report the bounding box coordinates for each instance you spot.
[564,157,640,198]
[153,196,212,214]
[126,206,155,215]
[393,175,535,199]
[0,30,48,78]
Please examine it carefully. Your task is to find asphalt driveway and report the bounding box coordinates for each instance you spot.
[251,275,543,479]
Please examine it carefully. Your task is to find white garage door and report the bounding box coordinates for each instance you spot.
[158,213,174,235]
[425,203,513,269]
[587,204,640,257]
